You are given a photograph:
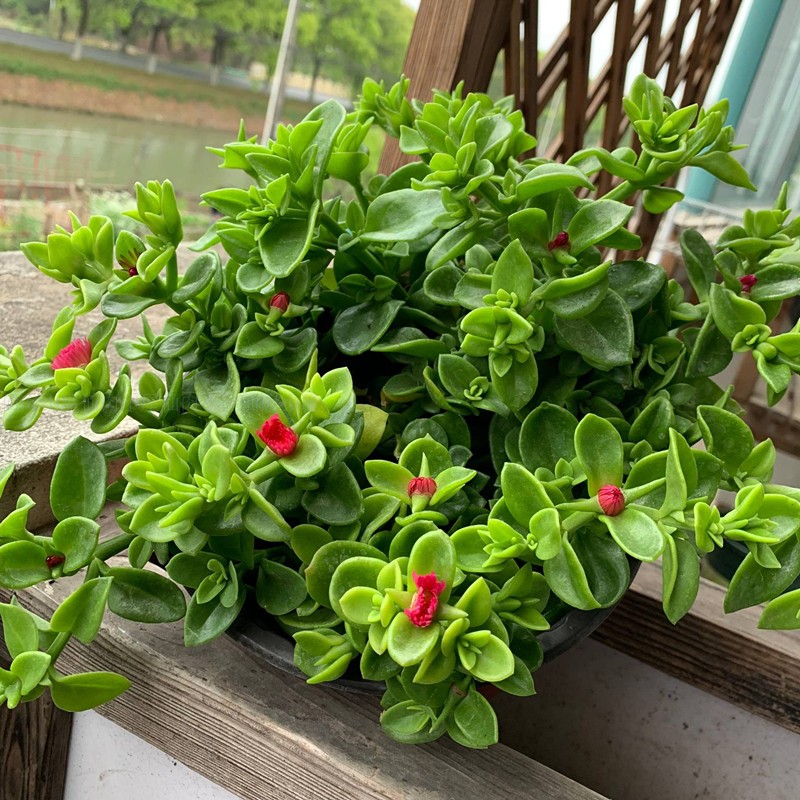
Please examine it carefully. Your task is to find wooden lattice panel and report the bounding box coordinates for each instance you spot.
[383,0,743,254]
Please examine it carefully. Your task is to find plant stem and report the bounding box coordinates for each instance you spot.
[47,631,71,660]
[127,405,160,428]
[166,250,179,295]
[95,533,135,562]
[351,181,369,213]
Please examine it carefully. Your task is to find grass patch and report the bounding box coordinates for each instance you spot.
[0,42,312,123]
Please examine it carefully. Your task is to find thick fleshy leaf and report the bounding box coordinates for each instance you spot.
[305,540,386,607]
[106,567,187,623]
[332,300,404,356]
[446,687,499,748]
[554,290,634,369]
[50,437,107,523]
[758,589,800,630]
[0,541,50,589]
[328,556,386,619]
[697,405,754,475]
[566,199,633,254]
[195,353,239,421]
[661,535,700,624]
[281,434,327,478]
[362,189,445,242]
[0,603,39,658]
[256,559,307,616]
[518,403,578,472]
[602,506,665,561]
[302,463,363,525]
[259,204,319,278]
[544,536,601,610]
[574,414,623,495]
[408,530,457,602]
[49,670,131,712]
[387,612,440,666]
[52,517,100,574]
[50,577,112,644]
[725,535,800,612]
[184,588,245,646]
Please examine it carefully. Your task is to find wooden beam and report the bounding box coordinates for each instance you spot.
[561,0,593,159]
[522,0,539,141]
[379,0,514,175]
[593,562,800,736]
[2,571,606,800]
[504,0,522,102]
[0,696,72,800]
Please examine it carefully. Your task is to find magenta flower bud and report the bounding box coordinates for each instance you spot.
[597,484,625,516]
[51,338,92,370]
[547,231,570,252]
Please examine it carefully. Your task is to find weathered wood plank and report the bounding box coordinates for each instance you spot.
[593,562,800,736]
[1,575,606,800]
[0,694,72,800]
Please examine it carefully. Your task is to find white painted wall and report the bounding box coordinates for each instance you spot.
[496,638,800,800]
[64,712,237,800]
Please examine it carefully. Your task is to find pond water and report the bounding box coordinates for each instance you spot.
[0,103,247,196]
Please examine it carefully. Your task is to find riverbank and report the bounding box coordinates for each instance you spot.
[0,42,312,132]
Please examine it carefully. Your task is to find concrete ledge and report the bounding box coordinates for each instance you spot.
[0,250,176,527]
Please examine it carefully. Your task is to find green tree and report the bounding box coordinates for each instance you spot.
[298,0,414,99]
[298,0,378,100]
[195,0,283,85]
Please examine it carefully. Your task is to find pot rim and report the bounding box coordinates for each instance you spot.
[230,558,640,695]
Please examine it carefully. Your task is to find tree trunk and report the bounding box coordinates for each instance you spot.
[308,55,322,102]
[118,4,143,54]
[57,5,67,40]
[70,0,90,61]
[209,30,227,86]
[146,23,161,74]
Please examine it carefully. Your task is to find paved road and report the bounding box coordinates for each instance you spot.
[0,26,349,106]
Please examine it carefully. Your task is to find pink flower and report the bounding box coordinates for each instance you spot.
[51,338,92,370]
[739,274,758,293]
[597,484,625,516]
[269,291,290,312]
[404,571,446,628]
[407,476,437,498]
[547,231,570,252]
[257,414,298,457]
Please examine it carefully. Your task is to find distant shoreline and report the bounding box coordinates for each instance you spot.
[0,73,265,133]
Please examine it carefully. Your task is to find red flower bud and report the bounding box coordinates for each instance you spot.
[404,571,446,628]
[46,554,65,569]
[128,266,138,277]
[257,414,298,457]
[269,291,290,312]
[408,476,437,497]
[547,231,570,252]
[597,484,625,516]
[51,338,92,370]
[739,274,758,293]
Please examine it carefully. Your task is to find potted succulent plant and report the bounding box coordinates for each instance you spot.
[2,74,800,749]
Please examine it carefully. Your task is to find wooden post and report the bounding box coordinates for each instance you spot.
[0,698,72,800]
[379,0,514,174]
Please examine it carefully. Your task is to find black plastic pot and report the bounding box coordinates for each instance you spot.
[230,559,640,695]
